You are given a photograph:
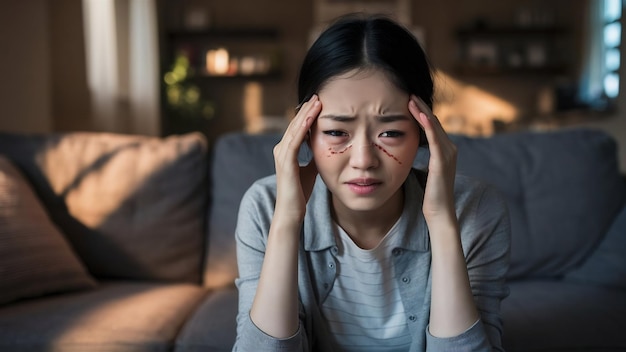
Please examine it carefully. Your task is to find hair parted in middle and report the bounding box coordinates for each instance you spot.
[297,13,433,145]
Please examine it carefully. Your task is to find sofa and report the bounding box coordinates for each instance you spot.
[0,127,624,352]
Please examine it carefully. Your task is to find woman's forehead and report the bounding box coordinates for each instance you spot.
[318,69,408,115]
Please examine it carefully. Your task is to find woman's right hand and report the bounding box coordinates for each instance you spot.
[273,94,322,221]
[250,95,321,338]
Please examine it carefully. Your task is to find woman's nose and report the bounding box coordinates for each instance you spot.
[349,141,379,170]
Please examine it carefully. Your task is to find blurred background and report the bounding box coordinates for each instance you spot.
[0,0,624,170]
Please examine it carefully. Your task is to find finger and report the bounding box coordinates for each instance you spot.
[408,96,437,145]
[409,96,448,146]
[410,95,442,128]
[282,95,321,156]
[281,95,317,144]
[287,95,318,135]
[293,95,321,144]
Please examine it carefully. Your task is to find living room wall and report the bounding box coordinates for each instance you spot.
[0,0,89,134]
[0,0,53,133]
[0,0,624,170]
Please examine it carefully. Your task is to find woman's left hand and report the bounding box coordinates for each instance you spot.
[408,95,458,225]
[409,96,480,338]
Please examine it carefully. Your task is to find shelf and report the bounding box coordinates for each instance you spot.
[456,26,568,38]
[454,64,569,76]
[167,28,280,41]
[454,24,572,77]
[192,71,282,80]
[164,27,283,81]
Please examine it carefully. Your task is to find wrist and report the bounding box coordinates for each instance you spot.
[426,218,462,252]
[268,214,303,244]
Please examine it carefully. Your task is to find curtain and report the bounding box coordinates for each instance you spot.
[579,0,606,105]
[82,0,160,136]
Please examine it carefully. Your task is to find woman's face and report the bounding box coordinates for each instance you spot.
[310,68,421,217]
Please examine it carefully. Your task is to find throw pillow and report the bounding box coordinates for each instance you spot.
[0,155,96,305]
[564,203,626,289]
[33,132,208,283]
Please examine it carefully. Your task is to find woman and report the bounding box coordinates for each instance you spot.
[234,14,510,352]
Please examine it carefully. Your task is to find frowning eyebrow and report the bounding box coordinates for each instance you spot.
[319,114,411,123]
[318,115,356,122]
[377,114,411,123]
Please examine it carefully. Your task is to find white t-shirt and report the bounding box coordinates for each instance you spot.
[321,220,412,351]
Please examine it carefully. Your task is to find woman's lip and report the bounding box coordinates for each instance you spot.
[345,179,382,195]
[346,178,382,185]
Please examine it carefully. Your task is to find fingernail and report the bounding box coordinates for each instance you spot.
[313,101,320,107]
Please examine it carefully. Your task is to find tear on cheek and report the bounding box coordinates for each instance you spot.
[372,143,402,164]
[327,144,352,157]
[326,143,403,164]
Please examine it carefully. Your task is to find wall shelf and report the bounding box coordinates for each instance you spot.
[456,26,568,37]
[165,28,283,78]
[454,25,572,76]
[454,63,569,76]
[159,25,284,138]
[167,28,280,40]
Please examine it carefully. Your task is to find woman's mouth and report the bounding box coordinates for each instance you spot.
[345,178,382,195]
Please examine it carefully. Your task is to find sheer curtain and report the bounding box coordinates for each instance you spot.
[82,0,160,136]
[579,0,623,107]
[579,0,605,105]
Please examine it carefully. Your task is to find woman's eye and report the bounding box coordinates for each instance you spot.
[323,130,348,137]
[379,130,404,138]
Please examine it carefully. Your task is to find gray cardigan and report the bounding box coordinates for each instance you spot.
[234,170,511,351]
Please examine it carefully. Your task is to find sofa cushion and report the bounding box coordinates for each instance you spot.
[0,155,96,306]
[203,133,281,289]
[416,128,626,279]
[175,285,238,352]
[501,280,626,351]
[0,132,208,283]
[0,281,206,352]
[564,203,626,289]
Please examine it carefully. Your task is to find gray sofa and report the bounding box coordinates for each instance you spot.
[0,127,624,351]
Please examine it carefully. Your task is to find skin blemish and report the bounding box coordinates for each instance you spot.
[327,144,352,157]
[372,142,402,165]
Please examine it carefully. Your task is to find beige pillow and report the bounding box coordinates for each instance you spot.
[0,156,96,305]
[33,132,208,282]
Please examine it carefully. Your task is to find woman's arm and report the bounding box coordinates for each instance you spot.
[409,96,480,337]
[409,96,510,351]
[240,95,321,341]
[234,180,305,351]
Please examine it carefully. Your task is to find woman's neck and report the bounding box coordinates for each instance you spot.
[331,188,404,250]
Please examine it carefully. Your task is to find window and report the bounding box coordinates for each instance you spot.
[581,0,622,108]
[603,0,622,98]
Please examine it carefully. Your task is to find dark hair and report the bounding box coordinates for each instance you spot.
[297,14,433,144]
[298,14,434,107]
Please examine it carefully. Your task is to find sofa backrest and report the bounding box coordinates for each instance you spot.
[203,133,281,289]
[419,128,626,279]
[0,132,208,283]
[203,127,625,287]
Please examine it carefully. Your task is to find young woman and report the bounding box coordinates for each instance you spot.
[234,14,510,352]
